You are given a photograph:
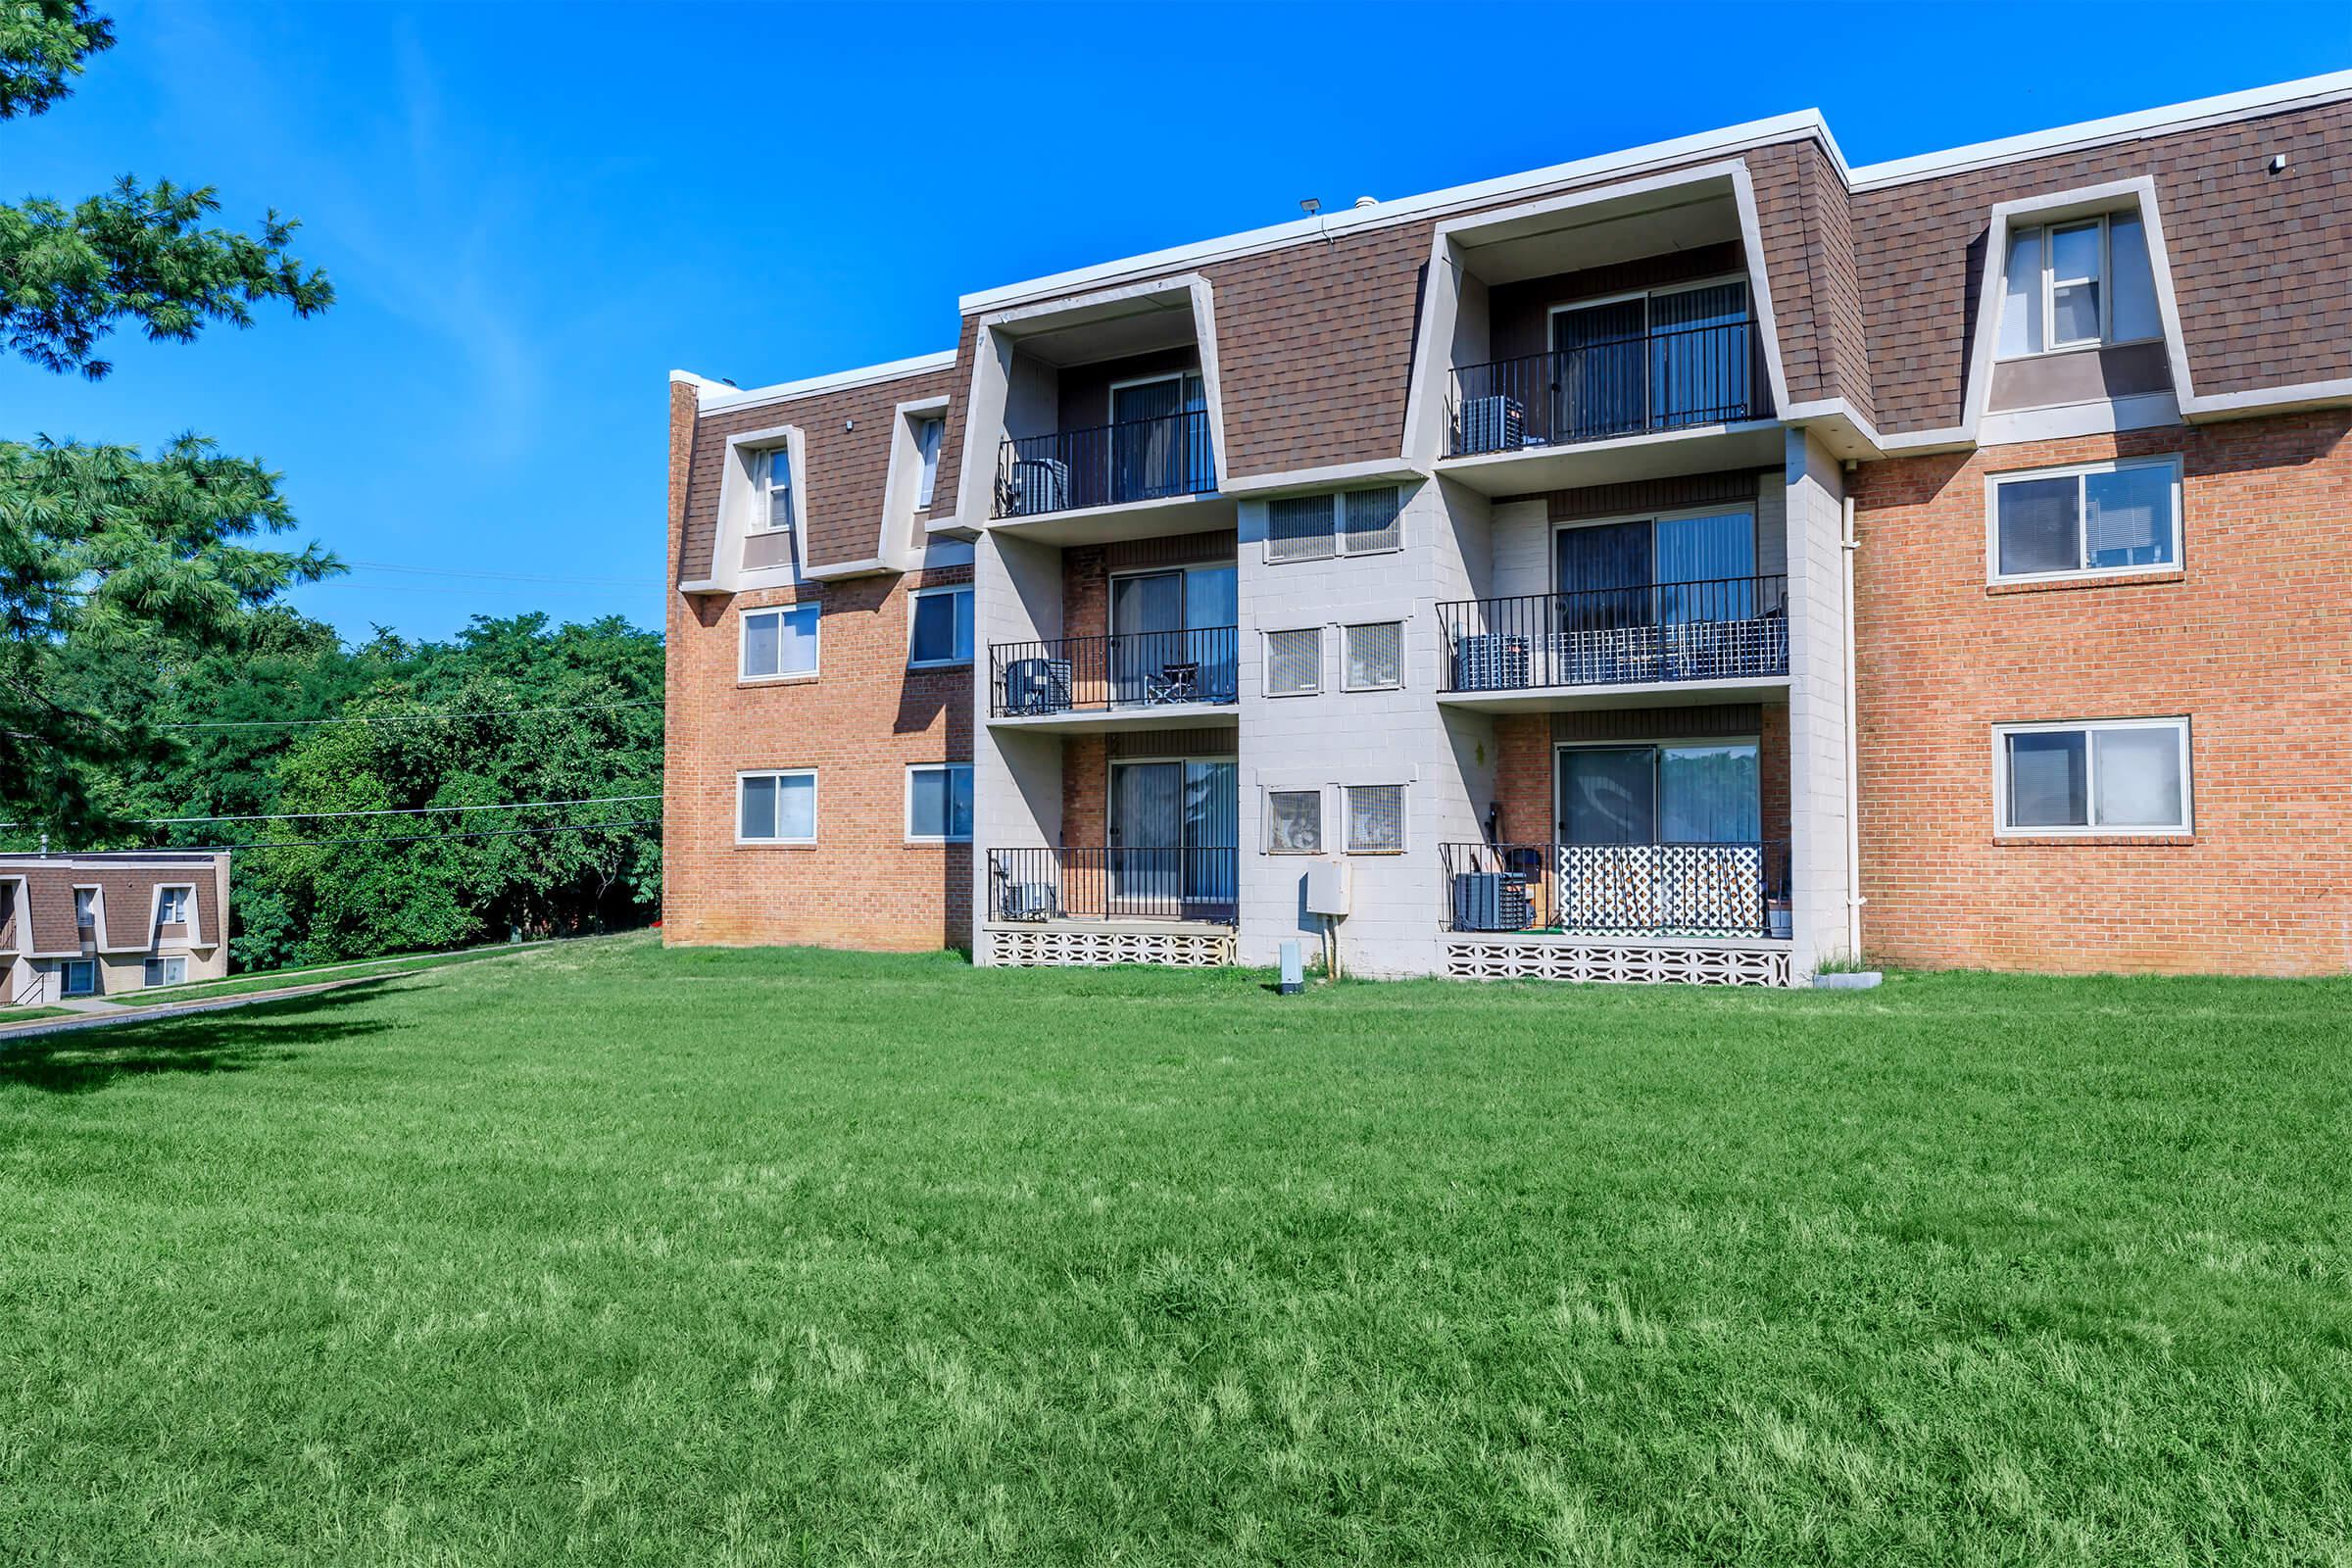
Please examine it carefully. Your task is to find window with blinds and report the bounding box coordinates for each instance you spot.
[1341,487,1401,553]
[1345,784,1404,854]
[1267,495,1335,563]
[1265,789,1322,854]
[1343,622,1402,691]
[1264,628,1322,696]
[1263,486,1403,562]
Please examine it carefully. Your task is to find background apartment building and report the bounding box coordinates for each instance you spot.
[664,74,2352,983]
[2,851,232,1004]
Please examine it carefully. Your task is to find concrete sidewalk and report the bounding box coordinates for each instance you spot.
[0,973,401,1044]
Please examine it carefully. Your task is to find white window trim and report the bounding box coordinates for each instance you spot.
[62,958,97,997]
[1984,455,2182,585]
[1262,626,1325,698]
[752,444,796,535]
[1343,781,1410,856]
[1991,717,2192,837]
[144,956,187,988]
[2003,212,2166,361]
[739,602,821,683]
[72,884,100,938]
[1261,484,1407,564]
[906,584,975,669]
[1262,784,1328,856]
[903,762,973,845]
[1340,621,1406,692]
[153,884,193,927]
[735,768,818,847]
[913,416,946,512]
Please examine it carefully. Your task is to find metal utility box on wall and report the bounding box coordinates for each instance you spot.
[1303,859,1350,916]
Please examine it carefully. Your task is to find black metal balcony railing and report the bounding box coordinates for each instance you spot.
[988,846,1240,924]
[1446,319,1769,457]
[994,409,1215,518]
[1442,841,1792,939]
[990,627,1239,717]
[1438,575,1788,693]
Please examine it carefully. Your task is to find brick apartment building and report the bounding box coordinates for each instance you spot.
[663,74,2352,984]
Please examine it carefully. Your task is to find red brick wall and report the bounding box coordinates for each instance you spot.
[1851,410,2352,974]
[1494,716,1550,844]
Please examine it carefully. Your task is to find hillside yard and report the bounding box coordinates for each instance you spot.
[1,937,2346,1565]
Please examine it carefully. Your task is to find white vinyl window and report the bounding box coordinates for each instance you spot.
[73,887,96,927]
[1265,789,1323,855]
[157,887,190,925]
[741,604,820,679]
[1344,784,1405,854]
[1989,457,2180,581]
[914,417,945,511]
[756,446,796,534]
[908,585,974,667]
[1343,622,1403,691]
[737,769,817,845]
[62,958,97,997]
[1995,718,2190,835]
[143,956,187,989]
[906,763,973,844]
[1264,628,1322,696]
[1999,211,2162,358]
[1263,487,1402,564]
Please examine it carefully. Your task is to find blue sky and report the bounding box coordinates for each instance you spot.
[5,1,2345,642]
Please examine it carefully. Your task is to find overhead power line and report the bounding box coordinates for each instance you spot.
[343,561,649,589]
[128,793,661,825]
[159,700,658,730]
[220,817,659,851]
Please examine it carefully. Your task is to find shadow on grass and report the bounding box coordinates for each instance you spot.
[0,984,397,1097]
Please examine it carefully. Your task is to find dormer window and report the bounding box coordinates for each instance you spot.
[1999,211,2162,358]
[158,887,190,925]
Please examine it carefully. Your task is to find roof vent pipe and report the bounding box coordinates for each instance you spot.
[1353,196,1377,209]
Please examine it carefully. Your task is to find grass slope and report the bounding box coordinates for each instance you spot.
[1,938,2346,1565]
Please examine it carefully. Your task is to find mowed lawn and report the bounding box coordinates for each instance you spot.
[2,940,2347,1565]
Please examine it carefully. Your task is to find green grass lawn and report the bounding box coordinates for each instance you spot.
[0,1004,73,1025]
[117,940,554,1007]
[2,938,2346,1565]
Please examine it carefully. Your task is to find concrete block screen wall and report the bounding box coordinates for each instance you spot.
[665,74,2352,982]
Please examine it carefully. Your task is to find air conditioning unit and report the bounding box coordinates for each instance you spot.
[1008,457,1070,516]
[1454,394,1525,455]
[1452,871,1532,932]
[1002,657,1073,715]
[1451,632,1530,692]
[1003,882,1058,921]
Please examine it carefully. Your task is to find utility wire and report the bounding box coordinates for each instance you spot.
[158,700,658,730]
[343,561,648,589]
[217,818,658,851]
[127,793,662,825]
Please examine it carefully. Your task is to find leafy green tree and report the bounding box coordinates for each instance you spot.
[1,4,334,832]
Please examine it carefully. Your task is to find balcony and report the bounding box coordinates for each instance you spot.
[993,409,1215,525]
[1438,319,1778,492]
[1442,841,1791,940]
[987,846,1238,925]
[988,627,1238,728]
[1437,575,1788,709]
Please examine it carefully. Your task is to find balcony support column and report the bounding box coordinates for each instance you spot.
[1780,427,1856,978]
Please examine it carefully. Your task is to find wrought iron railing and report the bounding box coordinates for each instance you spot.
[1442,841,1791,939]
[988,846,1240,924]
[990,626,1239,717]
[994,409,1215,518]
[1446,319,1769,457]
[1438,575,1788,693]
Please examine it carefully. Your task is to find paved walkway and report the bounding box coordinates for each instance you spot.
[0,973,404,1044]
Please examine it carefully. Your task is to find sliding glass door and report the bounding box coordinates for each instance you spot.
[1555,512,1755,626]
[1109,564,1236,705]
[1558,743,1760,846]
[1549,280,1751,440]
[1108,759,1237,914]
[1109,372,1209,504]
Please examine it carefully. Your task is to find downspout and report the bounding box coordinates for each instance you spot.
[1839,474,1864,960]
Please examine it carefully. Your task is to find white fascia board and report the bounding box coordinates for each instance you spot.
[804,557,894,581]
[1221,459,1429,498]
[1849,69,2352,189]
[958,113,1832,314]
[685,350,958,416]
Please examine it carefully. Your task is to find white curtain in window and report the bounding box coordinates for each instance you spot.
[775,774,816,840]
[2000,227,2044,357]
[2108,214,2163,342]
[2093,728,2182,827]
